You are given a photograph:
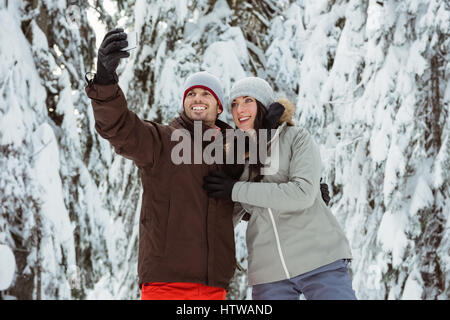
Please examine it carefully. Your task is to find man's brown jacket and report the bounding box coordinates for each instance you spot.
[85,83,238,289]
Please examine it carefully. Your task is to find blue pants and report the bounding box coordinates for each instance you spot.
[252,259,357,300]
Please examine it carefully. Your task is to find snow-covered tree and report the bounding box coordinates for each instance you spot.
[264,0,449,299]
[0,0,131,299]
[1,0,448,300]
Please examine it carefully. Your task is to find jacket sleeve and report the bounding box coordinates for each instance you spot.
[85,83,162,168]
[231,128,321,212]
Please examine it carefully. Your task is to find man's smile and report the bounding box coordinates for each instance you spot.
[191,104,208,112]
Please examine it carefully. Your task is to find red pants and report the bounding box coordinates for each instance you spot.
[141,282,227,300]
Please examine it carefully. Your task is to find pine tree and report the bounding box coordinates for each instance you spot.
[264,0,450,299]
[0,0,129,299]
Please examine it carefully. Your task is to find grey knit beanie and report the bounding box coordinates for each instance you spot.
[183,71,225,112]
[229,77,274,110]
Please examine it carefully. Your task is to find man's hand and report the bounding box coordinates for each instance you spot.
[320,178,330,205]
[203,171,237,200]
[96,28,130,85]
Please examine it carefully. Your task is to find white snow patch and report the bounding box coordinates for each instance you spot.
[31,123,73,243]
[401,270,423,300]
[377,210,408,267]
[0,245,16,290]
[409,175,434,217]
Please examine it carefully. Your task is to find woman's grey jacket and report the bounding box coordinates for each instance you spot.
[232,99,352,286]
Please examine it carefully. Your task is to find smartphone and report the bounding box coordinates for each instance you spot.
[122,31,138,51]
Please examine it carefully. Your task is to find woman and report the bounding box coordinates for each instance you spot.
[204,77,356,300]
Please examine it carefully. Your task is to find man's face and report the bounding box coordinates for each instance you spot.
[184,87,221,127]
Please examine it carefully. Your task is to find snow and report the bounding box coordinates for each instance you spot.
[86,276,115,300]
[370,125,390,163]
[409,174,434,216]
[0,245,16,290]
[377,210,409,268]
[406,41,428,76]
[365,0,384,36]
[433,134,448,189]
[402,271,424,300]
[184,0,233,44]
[31,123,74,243]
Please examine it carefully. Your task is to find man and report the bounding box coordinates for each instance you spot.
[85,28,238,300]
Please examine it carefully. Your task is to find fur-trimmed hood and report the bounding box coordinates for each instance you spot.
[276,98,296,126]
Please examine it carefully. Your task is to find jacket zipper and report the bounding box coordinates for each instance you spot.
[268,208,291,279]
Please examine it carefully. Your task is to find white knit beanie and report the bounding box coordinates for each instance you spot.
[229,77,274,110]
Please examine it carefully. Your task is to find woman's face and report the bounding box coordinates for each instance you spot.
[231,96,258,131]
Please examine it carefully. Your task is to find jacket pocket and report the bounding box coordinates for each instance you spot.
[144,199,170,257]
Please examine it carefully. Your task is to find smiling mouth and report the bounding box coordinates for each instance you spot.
[192,105,207,111]
[239,116,250,123]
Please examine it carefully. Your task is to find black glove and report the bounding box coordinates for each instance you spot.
[203,171,237,200]
[263,102,285,129]
[95,28,130,85]
[320,178,330,205]
[263,102,285,141]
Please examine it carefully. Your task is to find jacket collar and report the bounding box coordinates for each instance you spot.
[268,122,288,146]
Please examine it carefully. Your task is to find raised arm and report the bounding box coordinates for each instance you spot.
[85,28,162,168]
[86,83,163,168]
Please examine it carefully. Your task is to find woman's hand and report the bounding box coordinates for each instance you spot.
[203,171,238,200]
